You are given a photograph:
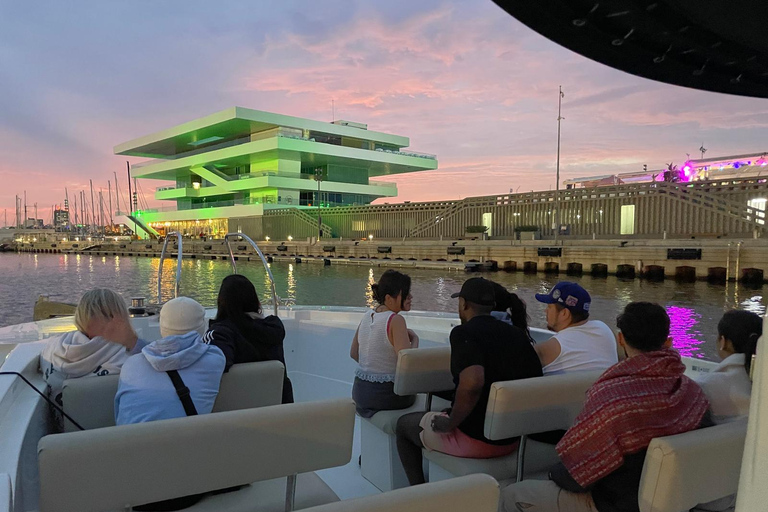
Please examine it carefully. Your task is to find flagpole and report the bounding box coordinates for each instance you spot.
[555,86,564,243]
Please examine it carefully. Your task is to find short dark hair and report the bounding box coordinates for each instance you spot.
[616,302,670,352]
[465,301,494,315]
[718,309,762,374]
[371,270,411,309]
[554,303,590,323]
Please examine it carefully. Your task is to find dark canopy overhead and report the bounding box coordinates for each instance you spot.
[493,0,768,98]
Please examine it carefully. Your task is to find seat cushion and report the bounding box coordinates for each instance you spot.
[366,395,427,435]
[190,472,338,512]
[424,440,559,481]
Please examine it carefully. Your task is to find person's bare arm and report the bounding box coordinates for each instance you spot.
[388,314,414,353]
[534,337,562,368]
[407,328,420,348]
[350,325,360,362]
[433,365,484,432]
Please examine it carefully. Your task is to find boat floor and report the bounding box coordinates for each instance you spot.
[316,418,380,500]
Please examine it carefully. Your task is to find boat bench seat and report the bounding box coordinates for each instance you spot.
[61,360,286,432]
[302,474,500,512]
[360,347,455,492]
[38,398,355,512]
[426,370,603,485]
[638,419,747,512]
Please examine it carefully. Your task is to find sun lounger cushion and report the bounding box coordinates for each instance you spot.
[638,419,747,512]
[38,398,355,512]
[62,360,285,432]
[300,474,500,512]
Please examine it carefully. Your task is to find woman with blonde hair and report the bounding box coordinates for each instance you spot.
[40,288,143,406]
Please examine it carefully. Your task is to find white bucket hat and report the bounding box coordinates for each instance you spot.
[159,297,207,338]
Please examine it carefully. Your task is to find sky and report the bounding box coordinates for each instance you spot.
[2,0,768,225]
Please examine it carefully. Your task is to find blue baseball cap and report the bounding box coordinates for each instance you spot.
[534,282,591,313]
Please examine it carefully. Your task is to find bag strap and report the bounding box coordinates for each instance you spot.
[166,370,198,416]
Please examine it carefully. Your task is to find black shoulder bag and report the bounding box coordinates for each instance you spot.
[166,369,198,416]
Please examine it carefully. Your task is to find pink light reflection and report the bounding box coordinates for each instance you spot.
[666,305,705,358]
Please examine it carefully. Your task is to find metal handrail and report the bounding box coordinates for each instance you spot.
[224,233,279,316]
[158,231,183,303]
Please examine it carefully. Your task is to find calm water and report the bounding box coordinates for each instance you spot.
[1,253,765,360]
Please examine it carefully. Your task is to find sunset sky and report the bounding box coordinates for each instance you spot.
[2,0,768,224]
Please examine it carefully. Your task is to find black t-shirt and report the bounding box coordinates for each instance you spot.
[449,315,543,444]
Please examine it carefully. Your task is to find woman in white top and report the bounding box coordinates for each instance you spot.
[350,270,419,417]
[697,309,761,424]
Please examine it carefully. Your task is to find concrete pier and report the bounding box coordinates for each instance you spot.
[11,237,768,284]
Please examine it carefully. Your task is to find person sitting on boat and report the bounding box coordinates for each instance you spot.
[696,309,760,424]
[202,274,293,404]
[533,281,618,374]
[489,281,535,343]
[350,269,419,418]
[395,277,543,485]
[40,288,144,408]
[115,297,226,425]
[501,302,712,512]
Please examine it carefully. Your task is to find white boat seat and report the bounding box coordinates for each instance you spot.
[300,474,500,512]
[191,473,338,512]
[359,346,454,492]
[61,360,286,432]
[38,398,355,512]
[638,419,747,512]
[393,346,454,396]
[426,370,603,484]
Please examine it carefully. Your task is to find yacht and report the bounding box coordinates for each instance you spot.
[0,232,750,512]
[4,1,768,509]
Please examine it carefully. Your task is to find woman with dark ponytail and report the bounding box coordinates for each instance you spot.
[489,281,535,344]
[350,270,419,417]
[696,309,762,423]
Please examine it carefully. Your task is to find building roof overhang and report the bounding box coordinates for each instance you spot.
[115,107,411,158]
[493,0,768,98]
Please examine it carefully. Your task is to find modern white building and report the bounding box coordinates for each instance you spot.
[115,107,437,238]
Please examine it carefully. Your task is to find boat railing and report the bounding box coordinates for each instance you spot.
[224,233,280,316]
[157,231,183,304]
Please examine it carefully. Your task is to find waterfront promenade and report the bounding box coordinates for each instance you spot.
[14,237,768,283]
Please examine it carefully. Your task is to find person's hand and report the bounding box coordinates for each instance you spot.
[431,414,453,433]
[86,315,138,350]
[407,329,419,346]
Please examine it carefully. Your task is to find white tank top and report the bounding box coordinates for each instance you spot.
[543,320,619,375]
[355,309,398,383]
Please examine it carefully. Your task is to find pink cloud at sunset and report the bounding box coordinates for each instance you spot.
[1,0,768,224]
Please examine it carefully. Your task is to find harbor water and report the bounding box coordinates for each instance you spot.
[1,252,764,361]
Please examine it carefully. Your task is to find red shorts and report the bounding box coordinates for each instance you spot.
[419,412,518,458]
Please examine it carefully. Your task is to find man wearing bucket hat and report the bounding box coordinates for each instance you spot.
[533,282,618,375]
[395,277,542,485]
[115,297,226,425]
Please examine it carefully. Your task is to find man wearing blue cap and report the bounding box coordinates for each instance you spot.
[533,282,618,375]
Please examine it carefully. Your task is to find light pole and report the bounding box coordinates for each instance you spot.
[314,168,323,240]
[555,86,564,243]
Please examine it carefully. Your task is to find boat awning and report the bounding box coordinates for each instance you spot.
[492,0,768,98]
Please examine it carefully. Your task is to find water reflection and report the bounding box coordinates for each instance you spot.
[1,253,765,361]
[667,306,705,359]
[365,268,375,309]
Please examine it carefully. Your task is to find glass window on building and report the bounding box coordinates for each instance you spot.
[620,204,636,235]
[748,198,766,225]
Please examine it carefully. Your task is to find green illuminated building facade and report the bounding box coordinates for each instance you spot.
[115,107,437,237]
